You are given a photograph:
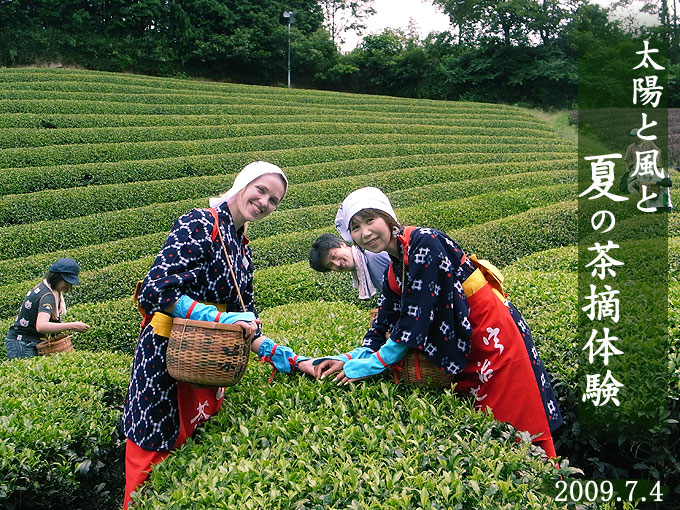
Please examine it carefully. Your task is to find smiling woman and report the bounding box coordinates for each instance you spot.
[314,187,563,459]
[121,160,316,509]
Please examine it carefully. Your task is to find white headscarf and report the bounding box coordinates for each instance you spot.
[209,161,288,209]
[334,187,398,242]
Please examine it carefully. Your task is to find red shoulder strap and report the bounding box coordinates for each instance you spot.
[207,208,219,242]
[387,262,399,295]
[400,226,416,266]
[387,226,417,295]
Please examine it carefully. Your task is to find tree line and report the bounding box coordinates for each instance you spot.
[0,0,676,109]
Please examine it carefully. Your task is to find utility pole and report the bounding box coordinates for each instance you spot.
[283,11,296,88]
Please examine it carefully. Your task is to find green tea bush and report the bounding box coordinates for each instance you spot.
[0,199,196,260]
[0,161,575,226]
[1,68,532,106]
[0,182,573,263]
[0,351,130,510]
[0,112,549,130]
[0,97,565,123]
[0,296,141,360]
[128,301,575,510]
[0,135,572,170]
[451,202,577,267]
[506,246,578,273]
[0,69,539,118]
[251,183,574,242]
[0,177,229,226]
[284,160,571,206]
[0,122,560,150]
[0,232,165,287]
[0,147,574,196]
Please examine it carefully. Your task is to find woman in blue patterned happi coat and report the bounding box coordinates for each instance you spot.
[314,187,562,459]
[122,161,314,509]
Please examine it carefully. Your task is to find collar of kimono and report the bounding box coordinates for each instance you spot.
[211,204,249,246]
[396,226,416,265]
[387,226,417,295]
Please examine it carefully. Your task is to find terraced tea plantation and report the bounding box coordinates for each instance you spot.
[0,68,676,509]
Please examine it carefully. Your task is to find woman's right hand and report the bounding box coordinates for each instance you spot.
[69,321,90,332]
[314,359,345,380]
[234,320,258,342]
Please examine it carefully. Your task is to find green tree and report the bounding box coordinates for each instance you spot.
[159,0,326,82]
[433,0,536,45]
[320,0,376,47]
[432,0,579,46]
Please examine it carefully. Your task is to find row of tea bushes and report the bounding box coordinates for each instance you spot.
[508,226,680,274]
[249,183,575,240]
[0,159,575,225]
[1,68,534,105]
[0,232,165,287]
[0,71,544,110]
[284,158,575,208]
[0,97,564,121]
[0,122,559,149]
[0,182,574,261]
[0,147,575,196]
[0,136,573,170]
[0,351,130,510]
[0,198,196,260]
[0,111,547,130]
[1,79,556,117]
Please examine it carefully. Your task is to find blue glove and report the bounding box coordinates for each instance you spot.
[173,295,255,324]
[311,346,374,365]
[343,339,409,379]
[258,337,309,375]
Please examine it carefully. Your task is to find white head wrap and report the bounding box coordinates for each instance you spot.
[334,187,397,242]
[209,161,288,209]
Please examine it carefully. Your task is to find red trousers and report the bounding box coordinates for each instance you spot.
[453,283,556,458]
[122,382,224,509]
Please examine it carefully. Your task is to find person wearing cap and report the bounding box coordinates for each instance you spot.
[623,128,673,212]
[313,187,562,459]
[122,161,314,509]
[308,233,390,299]
[5,258,90,359]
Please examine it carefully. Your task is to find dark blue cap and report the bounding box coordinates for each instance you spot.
[49,258,80,285]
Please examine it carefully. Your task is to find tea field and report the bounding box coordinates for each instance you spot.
[0,68,677,510]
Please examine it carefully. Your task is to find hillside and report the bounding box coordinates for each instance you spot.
[0,68,677,509]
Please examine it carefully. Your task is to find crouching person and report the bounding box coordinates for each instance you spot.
[122,162,314,508]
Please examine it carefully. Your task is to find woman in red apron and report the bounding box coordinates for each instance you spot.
[122,162,313,508]
[315,187,562,458]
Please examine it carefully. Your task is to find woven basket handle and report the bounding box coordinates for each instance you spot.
[209,209,247,313]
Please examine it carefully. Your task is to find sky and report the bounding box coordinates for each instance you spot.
[339,0,451,52]
[337,0,658,53]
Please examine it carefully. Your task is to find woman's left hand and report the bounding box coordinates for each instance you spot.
[334,370,372,386]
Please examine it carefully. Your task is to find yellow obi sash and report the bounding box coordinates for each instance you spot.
[133,280,227,338]
[464,255,506,303]
[148,302,228,338]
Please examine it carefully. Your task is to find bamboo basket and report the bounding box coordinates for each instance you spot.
[36,334,74,355]
[167,318,249,387]
[369,308,454,389]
